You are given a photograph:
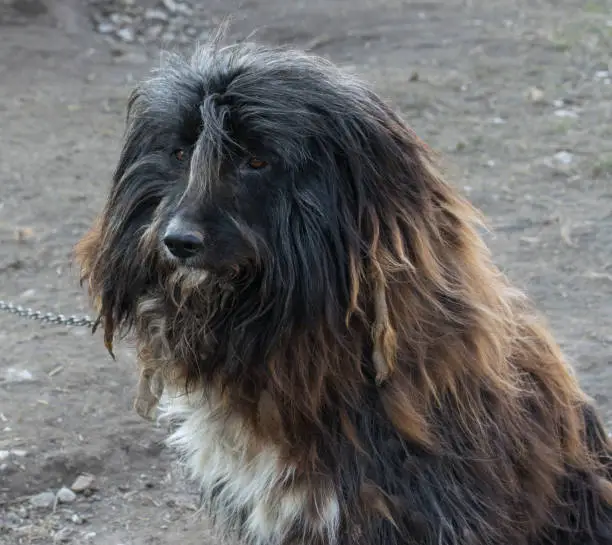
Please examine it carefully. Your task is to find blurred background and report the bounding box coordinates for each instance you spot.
[0,0,611,543]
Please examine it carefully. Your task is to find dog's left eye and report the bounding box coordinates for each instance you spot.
[247,157,268,170]
[172,149,185,161]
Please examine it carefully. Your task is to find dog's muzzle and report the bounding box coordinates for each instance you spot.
[163,216,205,260]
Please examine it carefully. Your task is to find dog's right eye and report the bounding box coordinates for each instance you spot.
[172,149,185,162]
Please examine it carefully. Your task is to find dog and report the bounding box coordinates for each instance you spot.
[75,37,612,545]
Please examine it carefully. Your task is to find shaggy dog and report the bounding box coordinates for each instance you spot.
[76,38,612,545]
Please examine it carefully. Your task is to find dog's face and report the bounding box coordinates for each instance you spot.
[137,96,297,274]
[113,46,377,280]
[78,42,436,355]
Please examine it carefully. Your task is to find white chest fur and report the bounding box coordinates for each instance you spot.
[159,389,340,545]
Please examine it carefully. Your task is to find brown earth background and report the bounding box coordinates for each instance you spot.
[1,0,611,543]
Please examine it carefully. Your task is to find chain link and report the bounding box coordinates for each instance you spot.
[0,299,96,328]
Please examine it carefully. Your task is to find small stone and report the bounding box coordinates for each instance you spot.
[162,0,178,12]
[175,2,193,15]
[109,13,133,25]
[0,450,9,461]
[11,449,27,457]
[97,22,115,34]
[30,491,56,509]
[553,151,573,165]
[144,8,168,21]
[491,116,505,124]
[71,473,96,493]
[116,27,135,43]
[595,70,609,79]
[526,86,545,104]
[1,367,33,383]
[554,109,578,118]
[71,513,85,524]
[57,487,77,504]
[15,227,35,243]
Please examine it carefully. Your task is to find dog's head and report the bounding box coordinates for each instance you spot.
[77,39,507,430]
[79,44,443,317]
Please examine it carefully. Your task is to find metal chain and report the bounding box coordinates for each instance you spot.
[0,299,96,328]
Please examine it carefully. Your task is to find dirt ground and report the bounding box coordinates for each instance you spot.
[0,0,611,543]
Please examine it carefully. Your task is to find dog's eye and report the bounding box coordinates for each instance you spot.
[247,157,268,170]
[172,149,185,161]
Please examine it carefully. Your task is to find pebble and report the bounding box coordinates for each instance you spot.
[71,473,96,493]
[144,9,168,21]
[554,109,578,118]
[30,491,56,509]
[175,2,193,15]
[162,0,179,12]
[71,513,85,524]
[526,86,545,104]
[2,367,34,383]
[553,151,574,165]
[116,27,135,43]
[109,13,132,25]
[97,22,115,34]
[57,486,77,504]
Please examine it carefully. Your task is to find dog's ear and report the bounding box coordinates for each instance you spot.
[74,215,116,358]
[74,216,103,284]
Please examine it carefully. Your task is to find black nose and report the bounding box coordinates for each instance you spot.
[163,218,205,260]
